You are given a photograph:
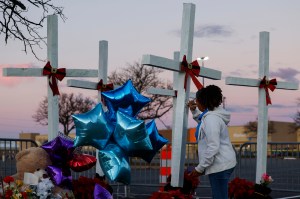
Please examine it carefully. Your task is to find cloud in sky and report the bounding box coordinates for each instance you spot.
[270,68,300,83]
[171,24,234,38]
[269,104,297,109]
[226,105,255,113]
[194,25,234,38]
[0,63,35,87]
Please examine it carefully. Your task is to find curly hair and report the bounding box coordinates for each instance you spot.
[196,85,223,111]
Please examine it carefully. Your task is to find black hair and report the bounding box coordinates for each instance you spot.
[196,85,223,111]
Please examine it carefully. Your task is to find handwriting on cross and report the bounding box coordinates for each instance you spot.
[2,15,98,141]
[226,31,298,183]
[142,3,221,187]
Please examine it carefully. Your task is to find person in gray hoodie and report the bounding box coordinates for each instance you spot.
[188,85,236,199]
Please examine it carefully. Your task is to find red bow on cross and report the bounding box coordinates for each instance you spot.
[259,76,277,105]
[97,79,114,92]
[97,79,114,105]
[42,61,66,96]
[180,55,203,90]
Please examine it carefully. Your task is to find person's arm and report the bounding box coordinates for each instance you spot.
[195,115,221,173]
[187,100,201,122]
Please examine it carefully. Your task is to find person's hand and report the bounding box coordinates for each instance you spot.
[187,100,197,111]
[189,169,204,177]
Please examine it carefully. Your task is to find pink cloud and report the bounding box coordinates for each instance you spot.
[0,63,35,87]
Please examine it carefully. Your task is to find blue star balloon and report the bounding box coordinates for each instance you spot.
[98,142,131,185]
[102,80,151,122]
[130,120,168,163]
[72,103,114,150]
[114,111,153,154]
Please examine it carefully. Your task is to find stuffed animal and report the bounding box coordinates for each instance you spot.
[13,147,52,180]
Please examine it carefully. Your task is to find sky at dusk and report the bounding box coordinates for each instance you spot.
[0,1,299,138]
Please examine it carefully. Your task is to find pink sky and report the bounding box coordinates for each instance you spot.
[0,1,299,138]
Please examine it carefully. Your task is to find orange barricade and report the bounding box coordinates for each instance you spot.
[160,146,172,183]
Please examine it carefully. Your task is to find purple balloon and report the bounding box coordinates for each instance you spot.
[94,184,113,199]
[46,165,72,188]
[41,135,74,164]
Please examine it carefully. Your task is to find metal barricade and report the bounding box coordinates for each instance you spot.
[3,138,300,195]
[238,142,300,192]
[0,138,38,177]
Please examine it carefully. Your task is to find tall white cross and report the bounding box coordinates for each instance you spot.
[2,15,98,141]
[67,40,109,176]
[142,3,221,187]
[225,31,299,183]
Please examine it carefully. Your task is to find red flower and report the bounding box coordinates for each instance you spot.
[3,176,14,184]
[21,191,28,199]
[5,189,13,199]
[228,177,255,199]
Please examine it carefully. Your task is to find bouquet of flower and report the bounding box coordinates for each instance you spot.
[252,173,273,199]
[150,170,200,199]
[72,174,112,199]
[228,173,273,199]
[228,177,255,199]
[1,176,36,199]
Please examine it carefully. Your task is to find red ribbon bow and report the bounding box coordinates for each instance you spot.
[180,55,203,90]
[97,79,114,92]
[259,76,277,105]
[42,61,66,96]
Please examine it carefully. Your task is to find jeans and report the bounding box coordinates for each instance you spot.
[208,167,235,199]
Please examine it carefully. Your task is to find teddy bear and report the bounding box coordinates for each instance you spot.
[12,147,52,180]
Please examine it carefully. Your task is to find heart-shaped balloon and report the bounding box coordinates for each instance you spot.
[68,154,97,172]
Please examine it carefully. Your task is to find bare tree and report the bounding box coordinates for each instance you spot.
[291,98,300,132]
[0,0,65,59]
[108,61,173,121]
[244,119,275,134]
[33,93,96,135]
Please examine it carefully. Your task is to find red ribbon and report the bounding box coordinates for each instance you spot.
[97,79,114,92]
[180,55,203,90]
[259,76,277,105]
[42,61,66,96]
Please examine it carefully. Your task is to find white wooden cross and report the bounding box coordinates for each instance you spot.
[225,31,299,183]
[142,3,221,187]
[67,40,109,177]
[2,15,98,141]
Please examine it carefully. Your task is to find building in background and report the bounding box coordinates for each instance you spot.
[18,121,300,148]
